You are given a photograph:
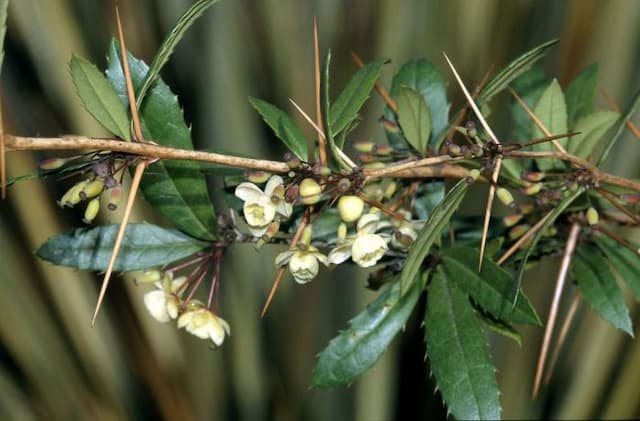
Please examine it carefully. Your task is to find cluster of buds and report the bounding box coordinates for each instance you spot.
[47,159,123,224]
[137,270,230,347]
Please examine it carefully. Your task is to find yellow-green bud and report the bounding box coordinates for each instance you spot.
[337,195,365,222]
[586,207,599,226]
[509,224,530,240]
[136,270,162,284]
[353,141,375,153]
[257,221,281,248]
[83,198,100,224]
[58,179,89,208]
[373,144,393,156]
[384,181,397,199]
[106,186,122,211]
[80,178,105,200]
[337,222,347,242]
[497,187,515,207]
[246,171,271,184]
[522,182,542,196]
[39,157,67,171]
[503,213,523,228]
[299,178,322,205]
[469,169,481,181]
[301,225,313,246]
[522,171,546,182]
[448,144,461,156]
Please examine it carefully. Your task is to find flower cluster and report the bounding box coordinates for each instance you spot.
[138,270,230,347]
[235,174,422,285]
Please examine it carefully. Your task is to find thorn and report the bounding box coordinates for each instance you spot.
[532,222,581,398]
[0,91,5,200]
[508,87,567,153]
[544,293,581,385]
[313,17,327,166]
[92,160,147,325]
[497,208,554,265]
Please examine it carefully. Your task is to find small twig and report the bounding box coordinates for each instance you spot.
[597,187,640,225]
[261,209,311,317]
[351,51,397,114]
[508,87,567,153]
[594,224,640,256]
[313,17,327,165]
[532,222,581,398]
[544,292,581,385]
[362,155,460,179]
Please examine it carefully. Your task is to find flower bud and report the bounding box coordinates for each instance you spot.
[465,120,477,138]
[497,187,515,208]
[39,157,67,171]
[58,180,89,208]
[246,170,271,184]
[257,221,281,248]
[448,144,461,156]
[80,178,105,201]
[337,178,352,193]
[285,184,299,203]
[353,141,375,153]
[338,195,365,223]
[357,153,376,163]
[91,162,110,178]
[313,165,332,177]
[106,186,122,211]
[384,181,397,199]
[379,116,400,133]
[520,203,534,215]
[337,222,347,242]
[284,152,301,169]
[521,171,546,182]
[620,193,640,204]
[83,198,100,224]
[502,213,523,227]
[466,169,481,184]
[373,144,393,156]
[299,178,322,205]
[521,182,542,196]
[135,270,163,284]
[509,224,530,240]
[586,207,599,226]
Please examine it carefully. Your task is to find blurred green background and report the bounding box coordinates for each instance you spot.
[1,0,639,419]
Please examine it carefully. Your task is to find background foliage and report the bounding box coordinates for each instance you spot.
[1,0,639,419]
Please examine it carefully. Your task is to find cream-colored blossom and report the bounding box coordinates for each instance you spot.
[328,213,390,268]
[143,275,186,323]
[235,175,292,236]
[276,245,328,284]
[177,308,231,346]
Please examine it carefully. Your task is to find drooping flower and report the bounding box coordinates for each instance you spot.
[143,274,187,323]
[235,175,293,237]
[328,213,390,268]
[177,306,231,347]
[276,245,328,284]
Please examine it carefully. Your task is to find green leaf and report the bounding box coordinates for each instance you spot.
[478,39,558,106]
[510,67,548,142]
[593,235,640,300]
[567,111,619,159]
[399,178,469,295]
[136,0,220,108]
[513,188,584,300]
[532,79,568,171]
[385,58,449,149]
[441,247,541,325]
[396,86,432,154]
[248,97,309,161]
[107,39,218,241]
[330,59,385,136]
[0,0,9,72]
[565,63,599,126]
[69,55,131,140]
[36,223,208,272]
[475,308,522,346]
[425,268,501,420]
[320,50,334,147]
[598,87,640,165]
[311,274,425,388]
[573,246,633,336]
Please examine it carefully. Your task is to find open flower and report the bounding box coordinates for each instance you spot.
[328,213,390,268]
[177,306,231,347]
[143,274,187,322]
[235,175,293,237]
[276,245,328,284]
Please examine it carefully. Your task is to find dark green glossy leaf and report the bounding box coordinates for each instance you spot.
[573,246,633,336]
[567,111,619,159]
[36,223,208,272]
[249,97,309,161]
[425,268,500,420]
[397,86,431,154]
[478,39,558,106]
[512,188,584,302]
[441,247,540,325]
[598,87,640,165]
[136,0,220,108]
[0,0,9,71]
[475,307,522,346]
[311,274,425,388]
[413,181,445,220]
[593,235,640,300]
[107,40,218,241]
[385,58,449,150]
[70,55,130,140]
[330,59,385,136]
[320,49,334,147]
[532,79,568,171]
[399,178,469,295]
[566,63,598,126]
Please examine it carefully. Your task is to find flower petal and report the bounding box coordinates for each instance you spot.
[357,213,381,234]
[352,233,388,268]
[144,290,170,322]
[327,244,352,265]
[235,182,264,202]
[275,249,296,267]
[264,175,284,195]
[243,200,276,227]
